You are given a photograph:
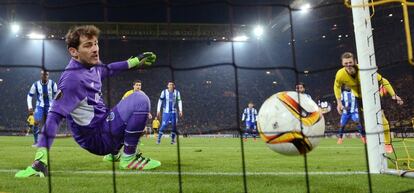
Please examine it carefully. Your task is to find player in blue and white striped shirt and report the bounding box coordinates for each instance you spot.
[156,81,183,144]
[26,70,57,146]
[337,86,365,144]
[241,102,258,142]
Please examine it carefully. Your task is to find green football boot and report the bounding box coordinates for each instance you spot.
[103,153,121,162]
[119,153,161,170]
[15,148,48,178]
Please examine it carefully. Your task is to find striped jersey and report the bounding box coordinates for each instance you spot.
[27,80,57,109]
[157,89,182,113]
[242,107,258,122]
[341,90,358,114]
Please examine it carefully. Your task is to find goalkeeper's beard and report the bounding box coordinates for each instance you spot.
[74,56,100,67]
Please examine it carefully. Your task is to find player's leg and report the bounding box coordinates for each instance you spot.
[351,113,366,143]
[170,113,177,144]
[32,106,43,146]
[153,127,158,140]
[26,125,31,136]
[105,92,161,170]
[382,111,393,153]
[102,119,123,162]
[243,122,250,142]
[157,113,170,144]
[252,123,258,141]
[119,111,147,166]
[32,124,39,146]
[15,147,49,177]
[337,114,349,144]
[102,92,148,162]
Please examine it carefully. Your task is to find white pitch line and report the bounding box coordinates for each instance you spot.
[0,169,368,176]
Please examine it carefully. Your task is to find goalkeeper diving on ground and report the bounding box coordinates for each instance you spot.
[15,25,161,178]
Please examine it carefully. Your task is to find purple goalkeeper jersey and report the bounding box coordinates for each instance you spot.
[38,59,129,149]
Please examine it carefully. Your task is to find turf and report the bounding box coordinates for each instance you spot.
[0,136,413,193]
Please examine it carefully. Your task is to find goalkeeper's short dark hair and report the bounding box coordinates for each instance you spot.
[65,25,100,49]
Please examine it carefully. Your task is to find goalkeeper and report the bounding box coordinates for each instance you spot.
[333,52,404,153]
[15,25,160,178]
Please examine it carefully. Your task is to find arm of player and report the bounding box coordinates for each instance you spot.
[37,76,86,150]
[333,72,343,114]
[52,81,58,96]
[377,74,403,105]
[127,52,156,68]
[49,81,58,108]
[14,76,87,178]
[100,52,157,79]
[157,90,164,118]
[177,91,183,117]
[27,83,36,112]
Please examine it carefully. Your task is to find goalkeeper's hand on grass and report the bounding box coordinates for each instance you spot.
[127,52,156,68]
[15,148,49,178]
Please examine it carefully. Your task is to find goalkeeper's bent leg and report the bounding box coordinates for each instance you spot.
[123,112,147,155]
[157,125,166,144]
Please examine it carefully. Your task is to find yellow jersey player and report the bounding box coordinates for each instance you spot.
[333,52,404,153]
[122,79,152,118]
[152,117,160,140]
[27,113,35,144]
[122,80,142,99]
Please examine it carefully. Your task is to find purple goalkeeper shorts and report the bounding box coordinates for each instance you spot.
[74,92,150,155]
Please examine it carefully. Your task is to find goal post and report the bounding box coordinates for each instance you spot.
[350,0,387,174]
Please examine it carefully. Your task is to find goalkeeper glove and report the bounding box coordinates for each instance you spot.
[127,52,157,68]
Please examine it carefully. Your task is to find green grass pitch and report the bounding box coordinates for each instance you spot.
[0,136,413,193]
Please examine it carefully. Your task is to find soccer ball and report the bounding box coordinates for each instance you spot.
[257,91,325,156]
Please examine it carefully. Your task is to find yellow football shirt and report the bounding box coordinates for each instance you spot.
[122,90,134,100]
[152,119,160,129]
[333,66,395,99]
[27,115,34,126]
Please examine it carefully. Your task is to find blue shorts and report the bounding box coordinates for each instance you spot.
[34,106,50,122]
[340,112,360,127]
[161,112,177,126]
[245,121,256,130]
